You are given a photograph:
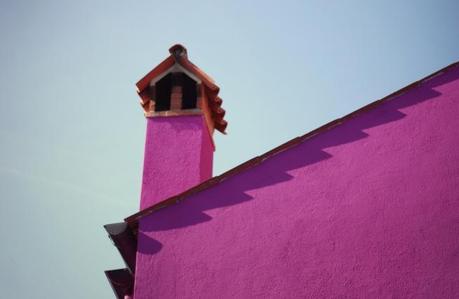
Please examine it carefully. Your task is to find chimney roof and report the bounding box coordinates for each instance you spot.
[136,44,227,133]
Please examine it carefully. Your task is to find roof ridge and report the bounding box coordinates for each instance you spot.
[125,61,459,228]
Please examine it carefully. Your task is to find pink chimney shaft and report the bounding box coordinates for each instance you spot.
[136,44,226,209]
[139,115,214,209]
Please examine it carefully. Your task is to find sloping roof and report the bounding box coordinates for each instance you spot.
[125,60,459,231]
[136,44,227,133]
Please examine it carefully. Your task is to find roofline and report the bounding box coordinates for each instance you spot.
[125,60,459,229]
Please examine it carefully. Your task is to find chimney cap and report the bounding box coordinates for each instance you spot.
[169,44,188,60]
[136,44,228,134]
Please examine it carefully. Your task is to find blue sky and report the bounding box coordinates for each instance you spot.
[1,0,458,298]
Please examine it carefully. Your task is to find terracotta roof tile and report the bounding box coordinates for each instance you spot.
[136,44,227,133]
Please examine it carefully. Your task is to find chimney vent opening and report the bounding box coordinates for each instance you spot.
[153,73,172,112]
[151,71,198,112]
[181,73,198,109]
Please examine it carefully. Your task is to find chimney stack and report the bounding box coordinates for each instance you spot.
[135,44,227,209]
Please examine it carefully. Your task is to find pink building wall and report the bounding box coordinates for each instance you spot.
[134,64,459,298]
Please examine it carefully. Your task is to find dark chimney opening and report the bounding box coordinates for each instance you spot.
[152,72,198,112]
[182,74,198,109]
[154,73,172,111]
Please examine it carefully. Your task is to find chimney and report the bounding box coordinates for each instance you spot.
[136,44,227,209]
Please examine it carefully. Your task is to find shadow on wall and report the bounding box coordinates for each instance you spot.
[138,64,459,255]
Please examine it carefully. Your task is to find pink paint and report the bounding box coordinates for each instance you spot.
[134,65,459,298]
[139,115,214,209]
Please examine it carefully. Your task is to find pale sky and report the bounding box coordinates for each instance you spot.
[1,0,458,298]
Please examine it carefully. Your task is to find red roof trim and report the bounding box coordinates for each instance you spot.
[136,56,175,92]
[178,58,219,91]
[136,46,219,93]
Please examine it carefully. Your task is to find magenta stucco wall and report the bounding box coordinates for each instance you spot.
[139,115,213,209]
[134,65,459,298]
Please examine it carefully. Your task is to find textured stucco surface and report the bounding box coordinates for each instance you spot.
[135,66,459,298]
[139,115,213,210]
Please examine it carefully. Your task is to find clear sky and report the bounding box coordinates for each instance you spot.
[0,0,458,298]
